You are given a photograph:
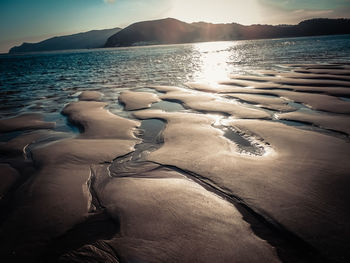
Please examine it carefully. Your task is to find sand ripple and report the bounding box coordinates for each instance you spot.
[1,64,350,262]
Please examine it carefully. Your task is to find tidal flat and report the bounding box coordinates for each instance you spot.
[1,36,350,262]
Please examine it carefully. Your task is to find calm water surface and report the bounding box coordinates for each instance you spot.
[0,34,349,126]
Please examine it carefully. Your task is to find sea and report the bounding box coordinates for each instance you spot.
[0,34,350,135]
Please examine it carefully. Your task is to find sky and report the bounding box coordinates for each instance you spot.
[0,0,349,53]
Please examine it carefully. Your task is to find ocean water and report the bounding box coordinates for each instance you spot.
[0,34,349,128]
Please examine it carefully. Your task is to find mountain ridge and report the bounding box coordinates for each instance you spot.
[8,18,350,53]
[105,17,350,47]
[9,27,121,54]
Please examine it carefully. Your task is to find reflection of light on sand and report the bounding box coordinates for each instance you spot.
[208,115,275,157]
[206,114,225,126]
[192,41,237,84]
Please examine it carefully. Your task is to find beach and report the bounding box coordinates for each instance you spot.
[1,37,350,262]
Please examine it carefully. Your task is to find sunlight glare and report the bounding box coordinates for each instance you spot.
[192,41,236,84]
[167,0,263,25]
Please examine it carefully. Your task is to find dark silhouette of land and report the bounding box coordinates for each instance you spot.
[8,18,350,53]
[105,17,350,47]
[9,27,121,53]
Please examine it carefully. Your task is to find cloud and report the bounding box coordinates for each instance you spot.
[103,0,116,4]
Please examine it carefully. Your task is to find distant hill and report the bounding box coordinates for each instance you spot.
[105,18,350,47]
[9,27,121,53]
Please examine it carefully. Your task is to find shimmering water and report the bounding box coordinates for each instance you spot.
[0,34,349,124]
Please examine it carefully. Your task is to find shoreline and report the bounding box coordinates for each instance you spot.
[0,64,350,262]
[2,33,349,56]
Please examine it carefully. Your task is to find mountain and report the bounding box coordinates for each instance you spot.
[105,18,350,47]
[105,18,198,47]
[9,27,121,53]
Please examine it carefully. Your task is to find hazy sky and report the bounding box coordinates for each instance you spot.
[1,0,349,53]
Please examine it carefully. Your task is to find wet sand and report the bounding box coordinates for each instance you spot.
[119,91,160,110]
[0,64,350,262]
[0,113,55,133]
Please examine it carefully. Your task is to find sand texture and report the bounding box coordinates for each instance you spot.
[277,111,350,135]
[134,109,350,262]
[225,93,294,111]
[0,113,55,133]
[1,64,350,262]
[62,101,140,139]
[61,165,280,263]
[0,163,20,199]
[119,90,160,110]
[0,95,139,261]
[159,88,270,118]
[78,91,103,101]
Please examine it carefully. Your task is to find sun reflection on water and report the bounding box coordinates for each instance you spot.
[191,41,239,84]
